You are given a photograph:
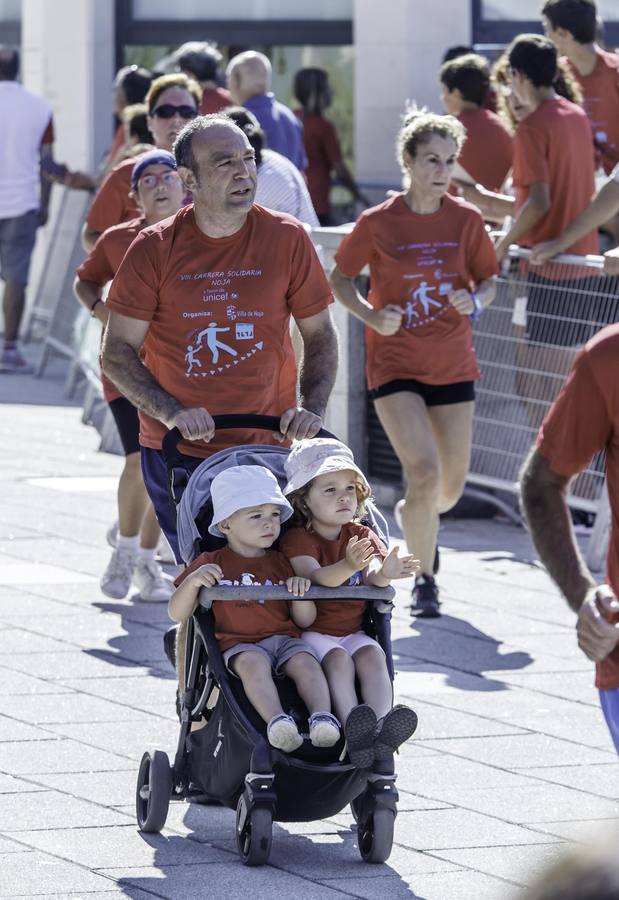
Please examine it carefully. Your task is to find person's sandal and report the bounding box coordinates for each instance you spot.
[267,713,303,752]
[308,711,341,747]
[374,705,418,759]
[344,703,378,768]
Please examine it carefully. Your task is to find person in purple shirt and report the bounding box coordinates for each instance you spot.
[226,51,307,172]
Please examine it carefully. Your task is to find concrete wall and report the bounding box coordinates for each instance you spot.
[353,0,471,192]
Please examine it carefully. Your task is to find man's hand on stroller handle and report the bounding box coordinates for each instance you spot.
[273,406,322,443]
[168,407,215,442]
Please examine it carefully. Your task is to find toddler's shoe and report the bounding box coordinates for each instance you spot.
[308,711,341,747]
[344,703,378,768]
[374,705,418,759]
[100,547,136,599]
[267,713,304,752]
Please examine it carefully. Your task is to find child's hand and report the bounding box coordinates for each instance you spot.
[379,547,421,581]
[191,563,223,587]
[286,576,311,597]
[346,535,377,570]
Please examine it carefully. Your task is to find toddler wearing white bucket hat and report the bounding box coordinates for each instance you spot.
[280,439,420,767]
[169,464,341,753]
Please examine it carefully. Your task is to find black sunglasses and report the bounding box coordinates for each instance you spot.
[151,104,197,120]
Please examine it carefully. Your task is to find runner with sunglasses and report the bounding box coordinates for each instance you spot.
[82,73,201,251]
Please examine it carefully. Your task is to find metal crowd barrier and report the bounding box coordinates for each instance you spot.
[471,246,618,514]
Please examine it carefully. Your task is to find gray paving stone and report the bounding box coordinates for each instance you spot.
[0,774,45,795]
[524,762,619,798]
[391,808,557,851]
[437,783,619,824]
[0,651,167,681]
[409,699,528,741]
[0,629,77,655]
[432,842,570,887]
[0,835,34,853]
[0,850,116,896]
[0,738,132,774]
[0,790,128,831]
[14,824,231,868]
[46,718,180,760]
[0,668,76,696]
[58,675,178,720]
[395,755,533,797]
[0,693,156,726]
[100,863,359,899]
[31,770,137,807]
[421,732,617,768]
[0,715,59,743]
[524,817,619,842]
[319,869,521,900]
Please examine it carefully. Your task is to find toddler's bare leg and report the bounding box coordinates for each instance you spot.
[231,651,284,723]
[283,651,332,715]
[321,648,358,722]
[354,645,393,719]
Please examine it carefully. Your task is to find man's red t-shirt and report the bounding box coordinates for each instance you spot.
[457,107,513,192]
[199,87,232,115]
[106,204,333,458]
[567,48,619,175]
[175,546,299,651]
[536,323,619,690]
[76,217,145,403]
[296,112,342,217]
[512,97,598,255]
[86,156,142,234]
[334,193,498,389]
[280,522,387,637]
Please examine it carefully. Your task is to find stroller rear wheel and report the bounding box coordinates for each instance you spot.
[358,808,395,864]
[236,795,273,866]
[136,750,172,833]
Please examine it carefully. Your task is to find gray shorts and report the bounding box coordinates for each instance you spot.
[0,209,38,285]
[223,634,319,676]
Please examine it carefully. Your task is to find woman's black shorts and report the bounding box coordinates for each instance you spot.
[369,378,475,406]
[108,397,140,456]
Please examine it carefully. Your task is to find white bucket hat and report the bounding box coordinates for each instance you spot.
[208,465,293,537]
[283,438,370,496]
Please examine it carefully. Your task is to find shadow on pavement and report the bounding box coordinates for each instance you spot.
[83,598,176,681]
[392,613,533,690]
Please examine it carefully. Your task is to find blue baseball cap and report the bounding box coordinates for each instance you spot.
[131,150,177,190]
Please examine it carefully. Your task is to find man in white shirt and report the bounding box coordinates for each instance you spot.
[0,46,54,373]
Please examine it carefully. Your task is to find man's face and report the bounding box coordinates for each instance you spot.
[134,163,184,222]
[542,16,569,54]
[147,87,198,152]
[185,124,257,216]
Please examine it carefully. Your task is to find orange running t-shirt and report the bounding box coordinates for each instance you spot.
[280,522,387,637]
[457,107,513,192]
[106,203,333,458]
[536,324,619,691]
[76,216,145,403]
[334,193,498,389]
[512,97,598,255]
[175,546,299,651]
[296,112,342,216]
[199,87,232,115]
[567,48,619,175]
[86,156,142,234]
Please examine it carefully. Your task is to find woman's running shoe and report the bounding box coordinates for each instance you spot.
[410,574,441,618]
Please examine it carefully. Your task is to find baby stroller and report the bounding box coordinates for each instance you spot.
[135,415,402,866]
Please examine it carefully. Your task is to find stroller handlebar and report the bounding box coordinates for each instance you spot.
[162,416,336,464]
[198,584,395,605]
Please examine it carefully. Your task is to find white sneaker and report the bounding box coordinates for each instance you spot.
[134,558,173,603]
[267,714,303,752]
[0,346,34,374]
[107,522,176,565]
[106,521,119,549]
[100,547,136,599]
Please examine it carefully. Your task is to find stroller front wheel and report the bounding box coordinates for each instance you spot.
[136,750,172,833]
[236,796,273,866]
[358,808,395,864]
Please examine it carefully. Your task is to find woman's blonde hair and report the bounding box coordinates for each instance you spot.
[396,106,466,174]
[288,476,372,531]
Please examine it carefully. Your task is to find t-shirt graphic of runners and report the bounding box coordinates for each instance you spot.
[185,343,202,374]
[405,281,443,327]
[197,323,238,365]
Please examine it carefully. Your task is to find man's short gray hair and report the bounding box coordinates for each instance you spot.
[173,114,244,180]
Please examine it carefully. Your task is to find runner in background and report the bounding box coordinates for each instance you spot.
[330,110,498,618]
[174,42,232,115]
[82,73,201,250]
[293,68,370,226]
[73,150,184,602]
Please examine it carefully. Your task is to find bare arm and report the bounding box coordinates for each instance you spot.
[520,449,594,611]
[73,276,108,326]
[168,563,223,622]
[495,182,551,261]
[531,178,619,263]
[330,265,404,336]
[38,143,53,226]
[455,181,515,223]
[288,553,360,587]
[333,161,370,206]
[288,596,317,628]
[294,307,338,418]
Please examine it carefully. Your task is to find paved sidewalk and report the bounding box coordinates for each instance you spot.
[0,357,617,899]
